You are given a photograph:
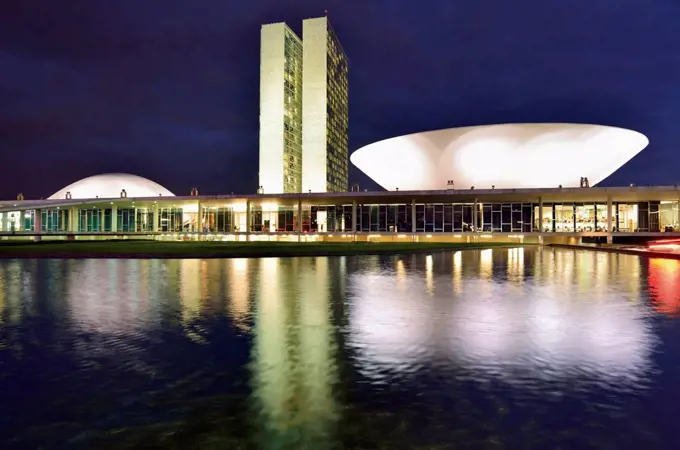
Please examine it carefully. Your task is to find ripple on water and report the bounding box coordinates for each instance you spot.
[0,249,676,449]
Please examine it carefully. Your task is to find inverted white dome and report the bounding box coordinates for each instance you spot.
[350,123,649,190]
[48,173,174,200]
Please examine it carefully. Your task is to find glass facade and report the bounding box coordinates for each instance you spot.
[482,203,534,233]
[243,201,678,234]
[203,207,237,233]
[4,200,680,235]
[117,208,135,232]
[543,203,612,232]
[659,202,677,231]
[158,207,183,232]
[15,210,34,232]
[308,205,353,232]
[283,28,303,193]
[40,209,69,233]
[325,23,349,193]
[136,208,154,232]
[78,208,104,232]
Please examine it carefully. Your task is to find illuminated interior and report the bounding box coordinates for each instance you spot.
[3,199,680,236]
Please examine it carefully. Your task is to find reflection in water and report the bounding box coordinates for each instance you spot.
[180,259,203,342]
[395,258,407,291]
[479,248,493,280]
[298,258,336,442]
[648,258,680,316]
[253,257,287,438]
[425,254,434,294]
[0,261,30,326]
[453,250,462,295]
[252,257,337,448]
[350,248,655,392]
[66,259,156,335]
[228,258,251,329]
[0,248,678,448]
[507,247,524,282]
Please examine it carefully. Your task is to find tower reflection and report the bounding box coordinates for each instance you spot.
[250,257,338,447]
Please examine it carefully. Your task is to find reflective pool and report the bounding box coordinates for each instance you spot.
[1,248,679,448]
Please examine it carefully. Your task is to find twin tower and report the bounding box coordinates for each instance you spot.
[258,17,349,194]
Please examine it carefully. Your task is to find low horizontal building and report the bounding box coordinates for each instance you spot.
[1,174,680,245]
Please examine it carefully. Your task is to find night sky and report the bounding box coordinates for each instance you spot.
[1,1,679,200]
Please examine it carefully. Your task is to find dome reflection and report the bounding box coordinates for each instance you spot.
[349,249,655,389]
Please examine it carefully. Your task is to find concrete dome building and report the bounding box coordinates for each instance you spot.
[350,123,649,191]
[48,173,174,200]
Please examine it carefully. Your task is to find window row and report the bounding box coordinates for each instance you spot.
[5,201,679,234]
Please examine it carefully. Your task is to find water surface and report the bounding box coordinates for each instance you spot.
[1,248,680,449]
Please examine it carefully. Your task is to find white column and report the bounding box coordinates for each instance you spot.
[34,209,42,241]
[351,201,357,233]
[34,209,42,233]
[196,201,202,233]
[246,200,251,241]
[538,196,543,232]
[153,206,159,232]
[70,208,78,232]
[473,198,478,231]
[297,199,303,241]
[100,209,105,232]
[411,199,416,233]
[606,196,613,232]
[1,213,7,232]
[111,205,118,232]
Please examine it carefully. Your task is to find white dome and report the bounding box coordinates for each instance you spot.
[350,123,649,190]
[48,173,175,200]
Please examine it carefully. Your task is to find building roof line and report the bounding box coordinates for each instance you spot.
[303,16,349,63]
[3,185,680,212]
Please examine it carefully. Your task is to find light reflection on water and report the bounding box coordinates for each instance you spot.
[0,247,679,448]
[350,248,652,392]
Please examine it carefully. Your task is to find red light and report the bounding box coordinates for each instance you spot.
[650,244,680,251]
[648,239,680,250]
[648,258,680,316]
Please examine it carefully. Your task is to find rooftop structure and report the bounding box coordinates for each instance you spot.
[48,174,174,200]
[350,123,649,191]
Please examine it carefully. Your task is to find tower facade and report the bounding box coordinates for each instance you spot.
[301,17,349,193]
[259,23,303,194]
[258,17,348,194]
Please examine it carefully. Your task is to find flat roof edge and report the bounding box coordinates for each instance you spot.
[2,185,680,212]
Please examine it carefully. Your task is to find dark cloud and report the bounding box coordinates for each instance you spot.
[1,0,679,198]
